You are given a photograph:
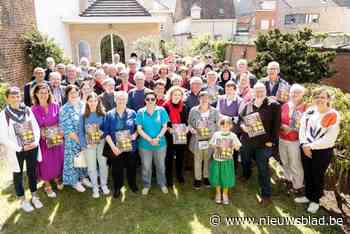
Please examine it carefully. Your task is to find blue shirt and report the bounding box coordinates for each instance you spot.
[135,106,169,151]
[102,108,137,152]
[127,88,147,111]
[78,112,105,149]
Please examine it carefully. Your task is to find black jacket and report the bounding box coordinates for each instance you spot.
[238,97,281,148]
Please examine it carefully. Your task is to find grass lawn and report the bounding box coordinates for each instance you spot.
[0,159,344,234]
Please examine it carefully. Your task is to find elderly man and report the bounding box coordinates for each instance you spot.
[184,77,203,115]
[24,67,48,106]
[56,63,67,81]
[238,82,281,205]
[235,59,257,87]
[127,72,151,111]
[260,61,290,103]
[79,57,90,80]
[143,66,155,89]
[203,71,224,107]
[113,53,121,64]
[44,57,55,81]
[62,64,80,87]
[49,72,66,106]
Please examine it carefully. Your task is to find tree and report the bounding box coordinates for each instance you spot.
[251,28,336,83]
[23,27,70,68]
[190,34,228,62]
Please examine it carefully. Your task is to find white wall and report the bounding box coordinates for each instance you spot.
[34,0,80,59]
[192,19,237,40]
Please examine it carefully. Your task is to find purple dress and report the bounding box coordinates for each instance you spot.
[32,103,64,181]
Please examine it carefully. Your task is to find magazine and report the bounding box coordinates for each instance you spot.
[197,119,210,140]
[290,110,302,130]
[243,112,266,138]
[85,123,103,146]
[172,124,187,145]
[45,125,64,148]
[215,138,234,160]
[276,85,290,103]
[116,130,133,152]
[13,121,35,147]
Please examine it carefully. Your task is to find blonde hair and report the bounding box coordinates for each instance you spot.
[165,86,185,101]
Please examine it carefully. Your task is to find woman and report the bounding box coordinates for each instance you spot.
[0,86,43,212]
[31,84,64,198]
[154,80,166,106]
[295,88,340,214]
[216,81,243,174]
[178,66,190,90]
[136,90,169,195]
[80,82,93,103]
[238,72,253,103]
[219,69,232,89]
[60,85,91,192]
[188,91,220,189]
[156,64,171,90]
[163,86,188,186]
[79,92,110,198]
[279,84,307,194]
[102,91,138,198]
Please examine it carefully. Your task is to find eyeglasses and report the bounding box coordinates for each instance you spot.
[145,97,156,102]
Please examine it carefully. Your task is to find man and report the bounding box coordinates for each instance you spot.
[203,71,224,107]
[260,61,290,103]
[238,82,281,205]
[235,59,257,87]
[61,64,80,87]
[49,72,66,106]
[79,57,90,80]
[113,53,121,64]
[24,67,47,106]
[143,66,155,89]
[127,72,150,111]
[99,78,116,112]
[56,63,67,81]
[44,57,55,81]
[127,59,138,85]
[184,77,203,115]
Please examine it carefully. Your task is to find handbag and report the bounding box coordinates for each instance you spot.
[74,151,87,168]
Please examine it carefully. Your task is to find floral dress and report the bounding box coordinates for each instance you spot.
[59,102,87,186]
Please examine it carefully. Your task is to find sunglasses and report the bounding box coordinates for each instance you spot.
[145,97,156,102]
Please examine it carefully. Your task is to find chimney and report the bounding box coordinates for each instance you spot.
[191,3,201,19]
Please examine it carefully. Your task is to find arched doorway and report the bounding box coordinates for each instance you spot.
[100,34,125,64]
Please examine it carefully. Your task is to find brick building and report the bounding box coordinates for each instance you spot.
[0,0,36,86]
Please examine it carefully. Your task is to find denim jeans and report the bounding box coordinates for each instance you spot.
[240,144,272,198]
[13,147,38,197]
[84,140,108,189]
[139,147,167,188]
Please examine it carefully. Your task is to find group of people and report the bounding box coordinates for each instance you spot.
[0,53,340,215]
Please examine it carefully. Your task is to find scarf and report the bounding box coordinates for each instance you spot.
[5,104,29,123]
[163,100,183,124]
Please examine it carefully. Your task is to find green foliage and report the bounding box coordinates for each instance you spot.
[190,34,228,62]
[23,27,70,68]
[252,28,336,83]
[0,82,8,110]
[132,36,161,59]
[160,39,176,58]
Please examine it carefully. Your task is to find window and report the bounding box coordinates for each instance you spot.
[160,23,164,31]
[307,14,320,23]
[78,41,91,61]
[285,14,306,25]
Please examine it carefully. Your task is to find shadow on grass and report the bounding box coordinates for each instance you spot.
[0,168,345,234]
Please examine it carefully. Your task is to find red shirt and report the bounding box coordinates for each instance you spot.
[156,98,166,106]
[279,102,306,141]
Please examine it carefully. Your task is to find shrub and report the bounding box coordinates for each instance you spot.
[0,82,8,110]
[23,27,70,69]
[252,28,336,83]
[190,34,228,62]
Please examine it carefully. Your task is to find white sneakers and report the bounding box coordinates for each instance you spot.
[81,178,93,188]
[92,188,100,199]
[161,187,168,194]
[294,196,320,214]
[101,186,110,195]
[142,188,150,195]
[294,196,310,204]
[73,182,86,192]
[307,202,320,214]
[20,197,43,212]
[21,201,34,213]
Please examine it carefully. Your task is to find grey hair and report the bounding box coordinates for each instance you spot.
[49,71,62,79]
[289,84,305,94]
[102,77,115,86]
[115,91,128,101]
[236,59,248,68]
[267,61,280,73]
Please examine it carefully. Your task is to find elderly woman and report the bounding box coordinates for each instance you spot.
[204,71,224,107]
[102,91,138,198]
[171,74,183,87]
[60,85,91,192]
[279,84,307,194]
[295,88,340,214]
[238,72,253,103]
[163,86,188,186]
[154,80,166,106]
[100,78,116,112]
[49,72,66,106]
[188,91,220,189]
[116,69,135,92]
[0,86,43,212]
[31,84,64,198]
[143,66,155,90]
[79,92,110,198]
[156,64,171,90]
[93,70,106,95]
[136,90,169,195]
